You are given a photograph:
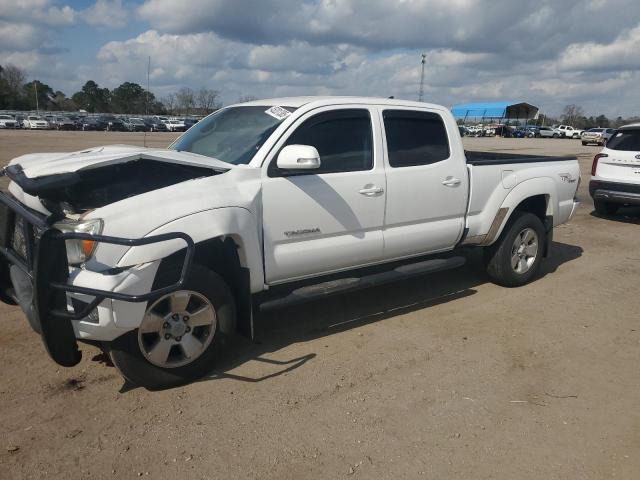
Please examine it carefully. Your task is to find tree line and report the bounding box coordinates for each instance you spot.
[0,64,221,116]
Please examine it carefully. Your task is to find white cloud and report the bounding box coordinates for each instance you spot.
[82,0,128,29]
[559,25,640,72]
[0,0,76,26]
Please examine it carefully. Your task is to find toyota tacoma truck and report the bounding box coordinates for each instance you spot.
[0,97,580,389]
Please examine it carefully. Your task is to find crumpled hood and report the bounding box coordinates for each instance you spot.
[8,144,232,178]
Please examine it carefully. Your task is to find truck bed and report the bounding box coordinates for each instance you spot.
[465,151,577,166]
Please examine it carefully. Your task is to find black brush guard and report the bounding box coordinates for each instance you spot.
[0,190,195,367]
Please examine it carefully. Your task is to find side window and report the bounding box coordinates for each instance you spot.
[383,110,450,168]
[271,109,373,175]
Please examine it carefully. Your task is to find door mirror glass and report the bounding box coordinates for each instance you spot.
[276,144,321,170]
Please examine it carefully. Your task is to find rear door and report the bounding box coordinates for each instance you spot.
[261,106,386,283]
[379,107,468,259]
[599,128,640,183]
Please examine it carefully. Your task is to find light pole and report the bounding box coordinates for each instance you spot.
[418,53,426,102]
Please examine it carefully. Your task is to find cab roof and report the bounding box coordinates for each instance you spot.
[231,96,445,111]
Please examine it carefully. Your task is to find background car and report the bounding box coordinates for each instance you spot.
[590,123,640,215]
[124,117,151,132]
[557,125,583,139]
[183,118,199,130]
[51,116,76,131]
[538,126,561,138]
[23,115,49,129]
[525,126,540,138]
[0,114,17,129]
[145,118,168,132]
[98,115,126,131]
[165,118,186,132]
[79,117,102,131]
[581,128,616,146]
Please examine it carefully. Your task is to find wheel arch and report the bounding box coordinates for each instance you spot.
[485,177,557,246]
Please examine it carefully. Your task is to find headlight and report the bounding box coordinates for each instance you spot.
[54,219,103,265]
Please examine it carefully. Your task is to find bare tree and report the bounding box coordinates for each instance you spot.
[196,87,221,114]
[237,95,258,103]
[176,87,195,115]
[561,104,584,127]
[162,93,176,115]
[2,64,26,92]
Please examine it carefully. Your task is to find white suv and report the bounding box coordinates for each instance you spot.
[589,123,640,215]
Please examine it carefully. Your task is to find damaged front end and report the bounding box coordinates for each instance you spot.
[0,150,223,366]
[5,157,219,215]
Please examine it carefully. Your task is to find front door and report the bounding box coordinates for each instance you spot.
[262,107,386,284]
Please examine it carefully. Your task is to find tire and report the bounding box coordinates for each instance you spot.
[582,141,587,145]
[553,133,559,138]
[484,212,546,288]
[594,200,619,216]
[109,264,236,390]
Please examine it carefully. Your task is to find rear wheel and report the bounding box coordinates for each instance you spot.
[582,141,587,145]
[594,200,619,216]
[109,265,236,389]
[484,212,546,287]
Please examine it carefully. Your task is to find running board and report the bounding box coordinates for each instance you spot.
[259,256,466,311]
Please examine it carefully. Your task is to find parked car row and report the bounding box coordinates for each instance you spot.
[461,123,617,143]
[0,113,200,132]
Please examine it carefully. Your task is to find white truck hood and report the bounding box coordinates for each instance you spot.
[8,144,232,178]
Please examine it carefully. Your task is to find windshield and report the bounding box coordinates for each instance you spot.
[607,129,640,151]
[170,106,295,165]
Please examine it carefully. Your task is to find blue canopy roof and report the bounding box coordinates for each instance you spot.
[451,101,538,120]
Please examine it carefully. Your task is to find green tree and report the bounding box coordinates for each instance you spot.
[72,80,111,113]
[111,81,155,114]
[22,80,55,111]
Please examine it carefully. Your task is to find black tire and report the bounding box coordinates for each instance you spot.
[484,212,546,288]
[594,199,619,216]
[582,141,587,145]
[553,133,559,138]
[109,264,236,390]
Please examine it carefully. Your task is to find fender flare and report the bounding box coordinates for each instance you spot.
[483,177,557,245]
[116,207,264,294]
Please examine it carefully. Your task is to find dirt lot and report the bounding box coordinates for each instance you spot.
[1,130,639,479]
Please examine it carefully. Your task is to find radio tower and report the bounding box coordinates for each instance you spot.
[418,53,426,102]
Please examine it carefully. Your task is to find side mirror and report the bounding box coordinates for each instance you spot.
[277,145,321,170]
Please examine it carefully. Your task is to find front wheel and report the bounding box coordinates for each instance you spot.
[484,212,546,287]
[109,265,236,389]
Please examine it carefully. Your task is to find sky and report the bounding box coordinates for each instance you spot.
[1,0,640,116]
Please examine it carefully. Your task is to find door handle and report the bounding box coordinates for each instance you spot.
[442,177,461,187]
[359,185,384,196]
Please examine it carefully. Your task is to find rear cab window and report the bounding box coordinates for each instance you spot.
[607,129,640,151]
[382,110,450,167]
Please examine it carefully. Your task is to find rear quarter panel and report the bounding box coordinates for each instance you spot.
[467,160,580,243]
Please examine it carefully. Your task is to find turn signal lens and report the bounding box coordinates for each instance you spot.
[591,153,608,176]
[53,219,103,265]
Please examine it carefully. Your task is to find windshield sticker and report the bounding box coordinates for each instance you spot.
[265,106,292,121]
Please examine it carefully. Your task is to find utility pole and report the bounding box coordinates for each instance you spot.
[34,81,39,114]
[418,53,426,102]
[144,56,151,148]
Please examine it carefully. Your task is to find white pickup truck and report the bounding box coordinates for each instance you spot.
[557,125,583,139]
[0,97,580,389]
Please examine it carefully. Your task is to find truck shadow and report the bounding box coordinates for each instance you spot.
[188,240,583,387]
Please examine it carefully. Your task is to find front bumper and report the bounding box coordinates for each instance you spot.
[589,180,640,205]
[0,189,195,367]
